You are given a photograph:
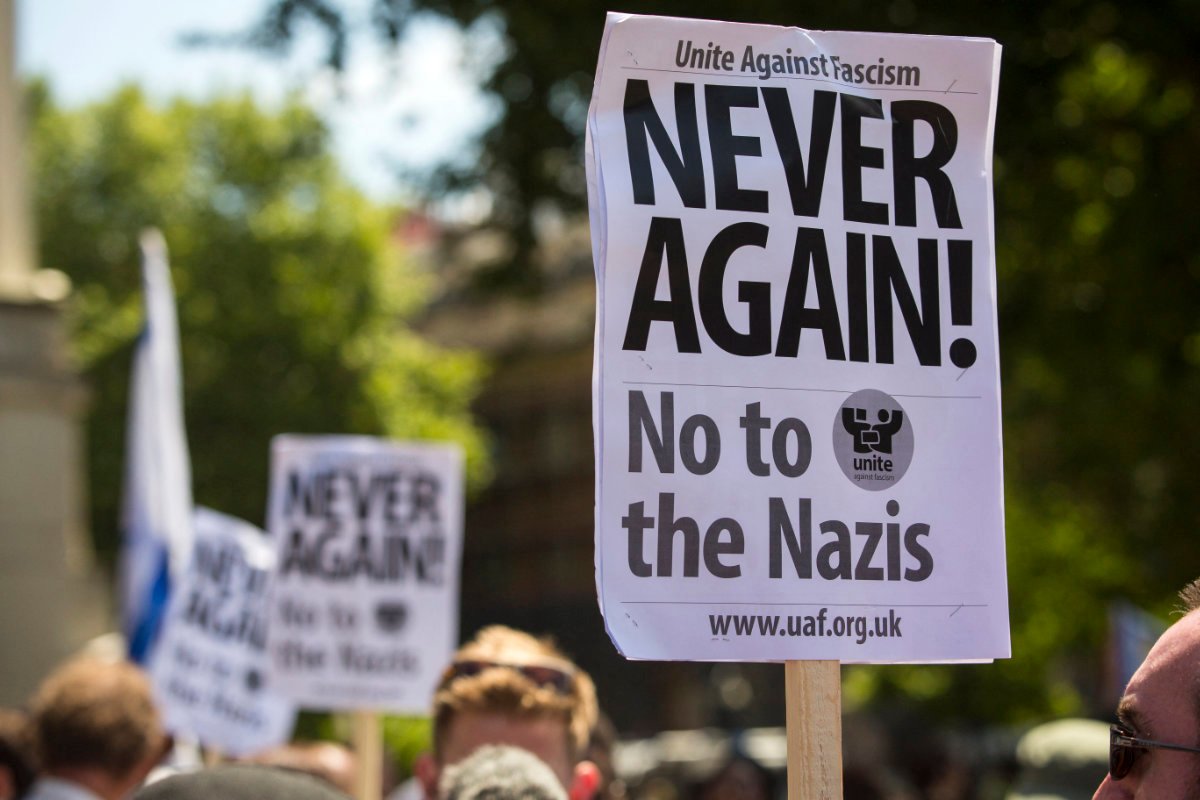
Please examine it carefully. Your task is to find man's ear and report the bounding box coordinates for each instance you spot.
[413,751,441,800]
[568,760,601,800]
[0,764,16,800]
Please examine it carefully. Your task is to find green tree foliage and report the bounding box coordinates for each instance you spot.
[239,0,1200,721]
[29,82,488,567]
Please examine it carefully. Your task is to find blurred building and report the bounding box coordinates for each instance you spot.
[0,0,107,704]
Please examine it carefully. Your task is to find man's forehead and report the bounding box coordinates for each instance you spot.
[1142,611,1200,673]
[444,711,567,742]
[439,711,572,775]
[1119,610,1200,735]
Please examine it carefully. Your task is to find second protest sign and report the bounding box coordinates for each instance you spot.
[265,435,464,712]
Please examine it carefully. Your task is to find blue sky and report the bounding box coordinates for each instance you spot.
[18,0,493,201]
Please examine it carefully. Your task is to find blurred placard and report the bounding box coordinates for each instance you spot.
[265,435,464,711]
[150,507,296,755]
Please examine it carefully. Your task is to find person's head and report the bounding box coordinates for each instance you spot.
[243,742,357,796]
[133,764,350,800]
[30,658,167,800]
[1094,578,1200,799]
[695,755,775,800]
[415,627,600,800]
[583,714,617,800]
[438,745,567,800]
[0,708,37,800]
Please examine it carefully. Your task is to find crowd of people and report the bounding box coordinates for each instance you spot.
[2,577,1199,800]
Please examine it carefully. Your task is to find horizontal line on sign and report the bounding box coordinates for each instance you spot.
[620,601,989,608]
[622,379,982,400]
[618,65,979,95]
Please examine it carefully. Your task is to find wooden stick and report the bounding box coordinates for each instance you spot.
[352,710,383,800]
[203,745,223,767]
[785,660,842,799]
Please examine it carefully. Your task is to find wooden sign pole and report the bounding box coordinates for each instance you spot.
[785,660,842,799]
[202,745,223,767]
[352,710,383,800]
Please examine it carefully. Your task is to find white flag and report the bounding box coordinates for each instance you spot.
[120,229,194,663]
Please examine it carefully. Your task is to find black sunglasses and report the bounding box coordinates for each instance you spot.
[1109,724,1200,780]
[439,659,575,695]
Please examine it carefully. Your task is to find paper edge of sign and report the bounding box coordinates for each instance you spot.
[614,653,1000,665]
[590,12,629,660]
[271,433,465,458]
[981,40,1012,657]
[193,505,276,570]
[603,10,1001,46]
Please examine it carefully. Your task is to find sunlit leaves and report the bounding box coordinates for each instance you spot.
[30,83,488,565]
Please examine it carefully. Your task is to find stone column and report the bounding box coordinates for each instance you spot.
[0,0,33,300]
[0,0,108,705]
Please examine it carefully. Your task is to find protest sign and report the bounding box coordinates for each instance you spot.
[587,13,1007,663]
[149,507,296,756]
[265,435,464,712]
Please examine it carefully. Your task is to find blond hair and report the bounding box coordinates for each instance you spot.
[30,658,164,776]
[433,627,598,761]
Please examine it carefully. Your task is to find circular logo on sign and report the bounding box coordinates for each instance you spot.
[375,602,409,634]
[832,389,914,490]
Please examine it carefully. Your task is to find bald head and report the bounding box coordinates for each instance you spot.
[1175,579,1200,729]
[1094,596,1200,799]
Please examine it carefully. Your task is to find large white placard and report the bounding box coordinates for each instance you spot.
[149,507,296,755]
[587,13,1008,662]
[265,435,464,711]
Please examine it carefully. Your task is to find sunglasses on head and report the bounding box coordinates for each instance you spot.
[1109,724,1200,780]
[440,659,575,695]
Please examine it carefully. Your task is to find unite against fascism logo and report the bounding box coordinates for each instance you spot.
[833,389,914,490]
